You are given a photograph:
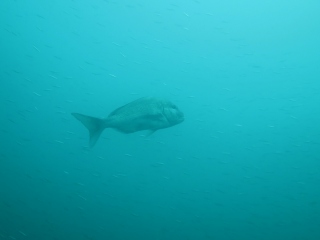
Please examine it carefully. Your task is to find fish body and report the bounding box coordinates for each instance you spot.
[72,97,184,147]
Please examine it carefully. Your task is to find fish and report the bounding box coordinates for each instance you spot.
[72,97,184,147]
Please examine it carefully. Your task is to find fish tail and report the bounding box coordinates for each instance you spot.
[72,113,106,147]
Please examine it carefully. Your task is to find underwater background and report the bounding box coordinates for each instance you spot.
[1,0,320,239]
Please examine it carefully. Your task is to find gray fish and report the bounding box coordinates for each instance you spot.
[72,97,184,147]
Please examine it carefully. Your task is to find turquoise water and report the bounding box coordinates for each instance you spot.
[1,0,320,239]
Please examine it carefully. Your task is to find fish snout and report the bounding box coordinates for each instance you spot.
[177,110,184,123]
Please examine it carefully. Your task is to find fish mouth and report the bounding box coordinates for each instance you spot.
[175,116,184,124]
[179,112,184,122]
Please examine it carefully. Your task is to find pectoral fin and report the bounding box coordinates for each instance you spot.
[146,130,157,136]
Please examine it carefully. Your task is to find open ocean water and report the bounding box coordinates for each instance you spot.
[1,0,320,239]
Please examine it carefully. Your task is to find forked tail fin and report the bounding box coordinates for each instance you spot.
[72,113,105,147]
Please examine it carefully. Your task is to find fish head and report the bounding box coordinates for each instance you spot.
[162,101,184,126]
